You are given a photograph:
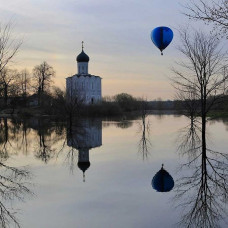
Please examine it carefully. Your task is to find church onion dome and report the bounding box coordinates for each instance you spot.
[78,161,90,172]
[76,50,90,62]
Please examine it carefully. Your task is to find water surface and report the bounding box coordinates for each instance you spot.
[0,115,227,228]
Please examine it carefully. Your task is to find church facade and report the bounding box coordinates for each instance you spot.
[66,43,102,104]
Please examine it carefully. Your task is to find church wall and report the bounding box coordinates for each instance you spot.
[77,62,88,74]
[66,75,101,104]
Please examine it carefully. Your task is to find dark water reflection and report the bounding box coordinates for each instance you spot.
[175,120,228,228]
[0,116,227,228]
[66,119,102,180]
[0,118,32,228]
[137,115,151,160]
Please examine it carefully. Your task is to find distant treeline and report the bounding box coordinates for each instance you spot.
[1,87,228,118]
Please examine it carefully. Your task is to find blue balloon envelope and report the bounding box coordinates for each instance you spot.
[152,165,174,192]
[151,26,173,55]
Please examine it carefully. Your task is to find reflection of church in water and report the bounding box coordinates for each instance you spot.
[67,119,102,181]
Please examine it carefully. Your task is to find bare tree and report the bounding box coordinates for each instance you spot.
[17,69,30,105]
[0,68,19,106]
[172,28,228,164]
[66,90,85,126]
[183,0,228,37]
[173,30,228,226]
[51,86,85,124]
[32,61,55,106]
[0,22,22,107]
[175,85,200,122]
[0,23,22,72]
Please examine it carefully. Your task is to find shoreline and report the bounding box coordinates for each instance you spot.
[0,107,227,119]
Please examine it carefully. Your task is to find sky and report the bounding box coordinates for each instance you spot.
[0,0,208,100]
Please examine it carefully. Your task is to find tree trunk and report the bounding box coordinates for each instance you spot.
[24,73,27,107]
[202,112,206,159]
[4,83,8,107]
[38,87,41,106]
[202,86,207,159]
[201,85,207,196]
[3,118,8,141]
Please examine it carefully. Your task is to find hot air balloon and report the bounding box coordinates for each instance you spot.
[151,26,173,55]
[152,164,174,192]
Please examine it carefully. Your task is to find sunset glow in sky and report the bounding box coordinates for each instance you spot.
[0,0,205,100]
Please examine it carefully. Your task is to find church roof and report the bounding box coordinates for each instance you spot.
[78,161,90,172]
[76,50,90,62]
[67,74,102,79]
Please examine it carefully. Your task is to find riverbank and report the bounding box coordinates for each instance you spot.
[0,107,181,119]
[1,106,227,120]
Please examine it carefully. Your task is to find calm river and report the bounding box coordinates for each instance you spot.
[0,115,227,228]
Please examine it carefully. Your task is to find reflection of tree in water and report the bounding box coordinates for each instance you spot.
[0,118,10,160]
[64,146,78,174]
[138,110,151,160]
[0,162,32,228]
[0,117,66,164]
[175,122,228,228]
[33,119,65,163]
[11,118,32,156]
[102,120,133,129]
[116,120,133,129]
[155,113,165,120]
[64,121,81,174]
[0,118,20,160]
[35,128,53,163]
[0,118,36,158]
[177,121,201,158]
[0,119,33,227]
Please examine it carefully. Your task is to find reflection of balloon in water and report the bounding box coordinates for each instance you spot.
[152,164,174,192]
[151,26,173,55]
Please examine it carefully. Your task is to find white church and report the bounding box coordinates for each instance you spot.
[66,42,102,104]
